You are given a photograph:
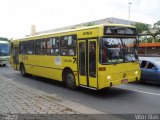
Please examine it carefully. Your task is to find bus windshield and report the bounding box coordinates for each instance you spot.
[100,38,138,64]
[0,43,9,56]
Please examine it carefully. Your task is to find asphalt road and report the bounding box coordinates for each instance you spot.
[1,65,160,114]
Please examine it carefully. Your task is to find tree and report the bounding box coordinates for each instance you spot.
[153,20,160,33]
[136,20,160,43]
[133,23,150,34]
[0,37,9,41]
[146,29,159,43]
[145,20,160,43]
[83,22,96,26]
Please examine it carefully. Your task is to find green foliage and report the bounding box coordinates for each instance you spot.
[132,23,150,34]
[153,20,160,28]
[0,37,9,41]
[141,37,152,43]
[83,22,96,26]
[147,39,152,43]
[139,20,160,43]
[155,39,160,42]
[153,20,160,33]
[145,20,160,42]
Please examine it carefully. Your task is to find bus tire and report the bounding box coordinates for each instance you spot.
[65,71,77,90]
[20,64,27,77]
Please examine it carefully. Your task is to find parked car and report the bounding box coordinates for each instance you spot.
[139,58,160,82]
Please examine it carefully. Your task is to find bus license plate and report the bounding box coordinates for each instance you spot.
[121,79,128,83]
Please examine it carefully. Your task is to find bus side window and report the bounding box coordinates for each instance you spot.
[35,40,40,55]
[35,39,46,55]
[19,41,27,55]
[46,37,59,55]
[40,39,46,55]
[27,40,34,55]
[69,49,74,55]
[60,35,77,56]
[52,37,59,55]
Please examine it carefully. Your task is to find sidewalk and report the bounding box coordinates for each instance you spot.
[0,75,105,120]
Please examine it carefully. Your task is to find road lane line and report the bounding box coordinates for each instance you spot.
[115,87,160,96]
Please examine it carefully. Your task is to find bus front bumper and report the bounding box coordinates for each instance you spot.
[110,76,139,86]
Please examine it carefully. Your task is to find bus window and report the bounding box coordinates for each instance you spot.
[100,38,123,64]
[46,37,59,55]
[121,38,138,62]
[79,42,86,76]
[60,35,76,56]
[35,39,46,55]
[19,41,27,54]
[27,40,34,55]
[89,41,96,77]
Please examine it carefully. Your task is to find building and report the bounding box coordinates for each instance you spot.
[34,17,148,35]
[138,43,160,56]
[138,29,160,56]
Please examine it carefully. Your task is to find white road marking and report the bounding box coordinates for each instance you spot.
[116,87,160,96]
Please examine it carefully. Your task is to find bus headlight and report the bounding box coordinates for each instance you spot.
[135,71,138,75]
[107,75,111,80]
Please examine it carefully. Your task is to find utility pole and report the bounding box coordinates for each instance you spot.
[128,2,132,24]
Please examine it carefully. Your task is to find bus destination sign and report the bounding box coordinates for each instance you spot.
[104,26,137,36]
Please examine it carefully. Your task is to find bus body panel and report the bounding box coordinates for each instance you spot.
[77,28,99,39]
[22,55,78,81]
[98,62,140,89]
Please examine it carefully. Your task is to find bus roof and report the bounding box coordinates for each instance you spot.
[0,41,9,44]
[12,23,136,41]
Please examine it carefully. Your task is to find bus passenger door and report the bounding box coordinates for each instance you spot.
[78,39,97,88]
[88,39,97,88]
[78,41,87,85]
[13,45,19,70]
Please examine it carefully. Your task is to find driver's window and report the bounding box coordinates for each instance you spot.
[140,61,148,68]
[146,62,156,70]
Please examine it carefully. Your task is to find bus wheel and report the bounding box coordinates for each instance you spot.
[66,72,77,90]
[20,64,27,77]
[3,64,6,67]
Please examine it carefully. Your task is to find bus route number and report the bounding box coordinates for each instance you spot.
[63,58,77,64]
[63,59,72,63]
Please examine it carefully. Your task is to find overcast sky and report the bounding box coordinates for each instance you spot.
[0,0,160,39]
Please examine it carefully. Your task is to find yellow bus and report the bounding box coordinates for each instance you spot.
[10,24,140,90]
